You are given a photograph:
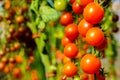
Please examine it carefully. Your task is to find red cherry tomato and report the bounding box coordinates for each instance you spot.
[96,71,105,80]
[70,0,75,4]
[63,62,77,77]
[64,43,78,58]
[78,19,93,37]
[96,38,107,50]
[61,36,72,47]
[60,12,74,26]
[80,0,94,7]
[80,54,101,74]
[86,27,104,46]
[83,2,104,24]
[65,23,78,41]
[72,2,83,14]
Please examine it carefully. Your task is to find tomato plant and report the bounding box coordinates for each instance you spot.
[83,2,104,24]
[86,27,104,46]
[80,54,101,74]
[78,19,93,37]
[60,12,74,26]
[63,62,77,77]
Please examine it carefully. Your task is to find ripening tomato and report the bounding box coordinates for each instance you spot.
[63,62,77,77]
[72,2,83,14]
[61,36,72,47]
[54,0,67,11]
[78,19,93,37]
[80,54,101,74]
[80,0,94,7]
[64,43,78,58]
[86,27,104,46]
[96,38,107,50]
[70,0,75,4]
[65,23,78,41]
[83,2,104,24]
[60,12,74,26]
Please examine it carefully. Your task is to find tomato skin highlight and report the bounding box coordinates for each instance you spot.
[61,36,72,47]
[78,19,93,37]
[72,2,83,14]
[83,2,104,24]
[80,0,94,7]
[60,12,74,26]
[65,23,79,41]
[80,54,101,74]
[86,27,104,46]
[63,62,77,77]
[64,43,78,58]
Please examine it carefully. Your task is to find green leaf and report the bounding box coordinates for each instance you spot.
[38,20,46,31]
[39,6,60,22]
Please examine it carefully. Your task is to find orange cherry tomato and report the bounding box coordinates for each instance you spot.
[65,23,78,41]
[80,54,101,74]
[86,27,104,46]
[63,62,77,77]
[64,43,78,58]
[83,2,104,24]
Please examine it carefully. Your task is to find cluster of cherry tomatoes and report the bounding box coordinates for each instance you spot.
[54,0,108,79]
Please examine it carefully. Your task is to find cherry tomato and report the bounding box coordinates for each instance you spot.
[72,2,83,14]
[83,2,104,24]
[63,55,71,64]
[0,62,5,71]
[15,15,24,24]
[13,68,22,78]
[70,0,75,4]
[61,36,72,47]
[80,54,101,74]
[80,0,94,7]
[96,38,107,50]
[86,27,104,46]
[15,55,23,64]
[64,43,78,58]
[54,0,67,11]
[78,19,93,37]
[63,62,77,77]
[65,23,78,41]
[60,12,74,26]
[31,70,38,80]
[55,50,64,61]
[80,74,88,80]
[96,71,105,80]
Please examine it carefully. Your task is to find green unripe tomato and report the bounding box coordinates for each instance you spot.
[54,0,67,11]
